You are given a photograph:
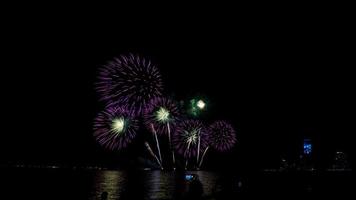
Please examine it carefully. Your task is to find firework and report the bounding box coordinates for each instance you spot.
[198,146,210,169]
[93,106,139,150]
[187,98,207,117]
[173,120,208,159]
[198,121,236,168]
[144,97,180,168]
[144,97,180,135]
[207,121,236,152]
[96,54,163,116]
[144,142,163,169]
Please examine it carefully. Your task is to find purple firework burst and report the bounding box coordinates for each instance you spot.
[96,54,163,116]
[143,97,180,135]
[93,106,139,151]
[173,120,208,158]
[207,121,236,152]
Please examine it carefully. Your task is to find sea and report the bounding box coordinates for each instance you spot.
[0,168,354,199]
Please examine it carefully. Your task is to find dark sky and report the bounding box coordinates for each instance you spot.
[1,8,354,170]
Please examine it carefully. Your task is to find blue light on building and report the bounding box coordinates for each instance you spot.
[303,139,312,155]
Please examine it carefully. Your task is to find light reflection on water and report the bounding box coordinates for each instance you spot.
[90,170,219,200]
[90,171,127,200]
[165,170,219,198]
[144,171,176,200]
[1,169,353,199]
[195,171,220,195]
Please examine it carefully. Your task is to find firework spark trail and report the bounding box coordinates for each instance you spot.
[183,142,192,169]
[151,124,163,165]
[144,97,180,169]
[173,120,208,169]
[184,142,191,159]
[167,122,176,169]
[198,146,209,168]
[197,134,201,166]
[145,142,162,169]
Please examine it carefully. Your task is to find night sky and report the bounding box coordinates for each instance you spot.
[1,8,354,171]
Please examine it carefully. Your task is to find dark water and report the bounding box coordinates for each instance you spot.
[0,168,354,199]
[88,170,219,199]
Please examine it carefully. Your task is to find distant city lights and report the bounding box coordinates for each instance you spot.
[303,139,312,155]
